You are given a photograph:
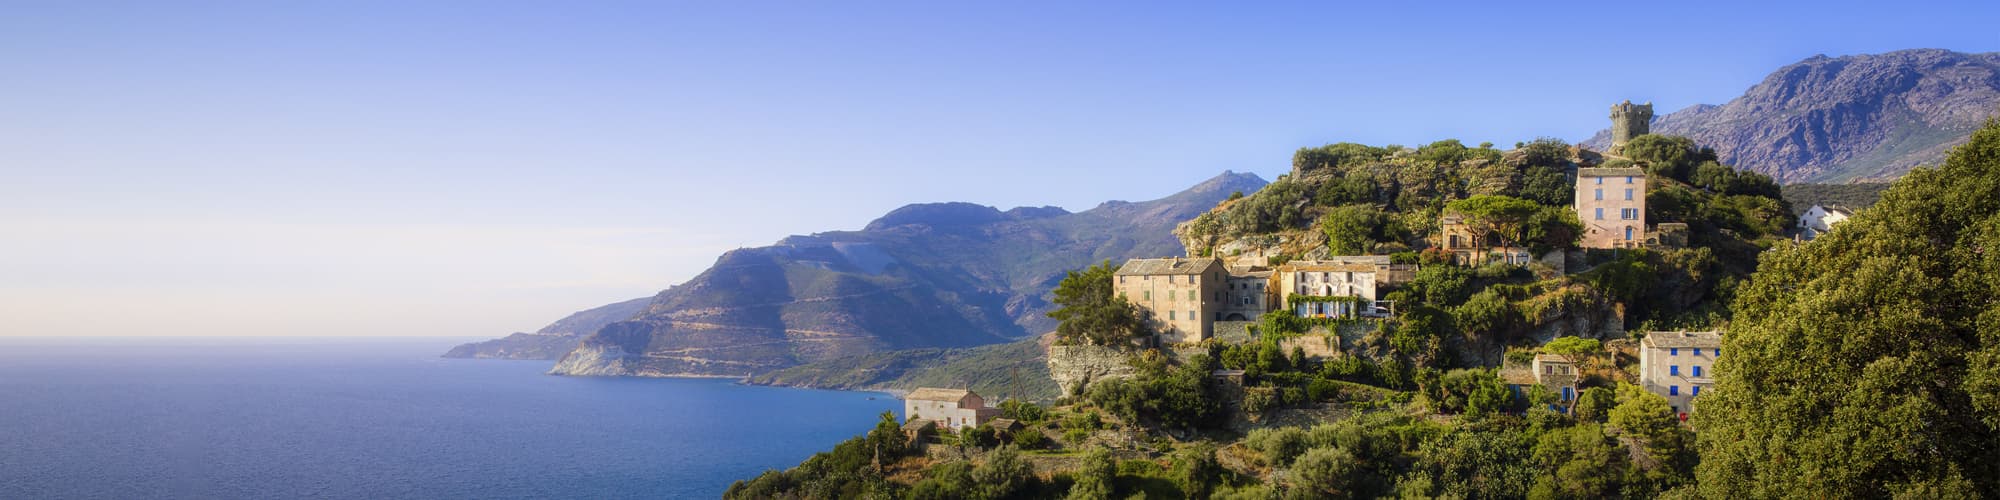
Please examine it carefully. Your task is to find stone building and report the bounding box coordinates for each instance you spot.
[1575,167,1648,249]
[1609,100,1653,152]
[1638,331,1722,420]
[1501,354,1580,411]
[903,387,1000,431]
[1272,262,1384,319]
[1220,265,1272,322]
[1114,257,1227,344]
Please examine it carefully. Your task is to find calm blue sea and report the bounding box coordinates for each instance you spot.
[0,337,899,499]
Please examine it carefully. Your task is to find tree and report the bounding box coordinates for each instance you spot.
[1319,204,1390,255]
[1047,260,1148,345]
[1290,446,1362,498]
[1695,120,2000,498]
[1573,386,1616,423]
[971,445,1034,499]
[1172,442,1222,499]
[1541,336,1601,366]
[1447,195,1542,251]
[1067,448,1114,500]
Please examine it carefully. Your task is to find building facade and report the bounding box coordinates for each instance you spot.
[1220,266,1272,322]
[1273,262,1383,319]
[1532,354,1579,403]
[1576,167,1648,249]
[1434,212,1535,266]
[1114,257,1227,344]
[1638,331,1722,420]
[903,388,1000,431]
[1798,204,1852,240]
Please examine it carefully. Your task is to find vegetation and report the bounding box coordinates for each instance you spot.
[1048,261,1149,346]
[1779,182,1892,215]
[1695,120,2000,498]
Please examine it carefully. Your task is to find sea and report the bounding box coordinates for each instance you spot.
[0,337,900,499]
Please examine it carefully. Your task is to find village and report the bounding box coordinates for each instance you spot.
[898,101,1854,437]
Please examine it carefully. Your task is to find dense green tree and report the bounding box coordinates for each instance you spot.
[1319,204,1391,255]
[1172,442,1222,499]
[971,445,1034,499]
[1696,121,2000,498]
[1048,261,1148,345]
[1573,387,1616,424]
[1067,448,1115,500]
[1290,446,1362,498]
[1621,135,1716,181]
[1446,194,1542,250]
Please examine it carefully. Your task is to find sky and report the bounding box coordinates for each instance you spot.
[3,1,1997,337]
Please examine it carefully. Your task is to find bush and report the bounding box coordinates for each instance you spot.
[1245,427,1311,466]
[1012,428,1048,450]
[1289,447,1362,497]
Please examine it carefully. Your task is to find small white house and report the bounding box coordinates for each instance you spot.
[903,388,1000,431]
[1798,204,1852,240]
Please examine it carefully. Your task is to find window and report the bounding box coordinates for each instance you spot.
[1715,348,1721,356]
[1670,365,1680,376]
[1670,348,1679,356]
[1595,177,1603,185]
[1143,291,1151,300]
[1595,208,1604,220]
[1693,348,1701,356]
[1594,189,1603,200]
[1626,227,1634,241]
[1168,291,1176,302]
[1626,176,1634,184]
[1189,290,1198,301]
[1692,366,1703,377]
[1670,385,1680,396]
[1693,386,1702,396]
[1118,276,1125,284]
[1625,188,1633,200]
[1168,311,1176,320]
[1187,310,1194,320]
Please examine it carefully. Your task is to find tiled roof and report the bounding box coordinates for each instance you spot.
[1499,368,1538,386]
[988,418,1021,430]
[1114,257,1221,276]
[1534,353,1572,364]
[1278,262,1377,273]
[1579,167,1646,177]
[905,387,974,402]
[902,418,936,431]
[1642,331,1723,349]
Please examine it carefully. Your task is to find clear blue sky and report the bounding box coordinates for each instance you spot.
[4,1,1996,336]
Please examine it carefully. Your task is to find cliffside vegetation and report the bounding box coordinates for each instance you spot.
[1778,182,1892,215]
[1695,120,2000,498]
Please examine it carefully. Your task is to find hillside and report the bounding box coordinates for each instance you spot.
[441,297,650,359]
[535,171,1268,377]
[746,335,1058,402]
[1584,49,2000,183]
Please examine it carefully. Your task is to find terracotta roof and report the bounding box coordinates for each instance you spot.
[1642,331,1723,349]
[904,387,975,402]
[1114,257,1221,276]
[1579,167,1646,177]
[1278,262,1377,273]
[1499,368,1538,386]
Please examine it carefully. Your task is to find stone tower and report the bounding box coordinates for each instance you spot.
[1609,100,1653,152]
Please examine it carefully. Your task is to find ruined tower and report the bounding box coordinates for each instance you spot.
[1609,100,1653,152]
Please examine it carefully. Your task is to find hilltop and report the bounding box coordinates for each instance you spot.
[517,171,1268,377]
[1584,49,2000,183]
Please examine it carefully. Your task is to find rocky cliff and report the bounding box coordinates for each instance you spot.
[533,171,1268,378]
[1584,49,2000,183]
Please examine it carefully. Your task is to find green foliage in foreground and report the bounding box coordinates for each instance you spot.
[1696,120,2000,498]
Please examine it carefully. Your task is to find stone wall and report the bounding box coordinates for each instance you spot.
[1211,321,1256,343]
[1277,334,1341,360]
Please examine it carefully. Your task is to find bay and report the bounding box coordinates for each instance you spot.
[0,337,898,499]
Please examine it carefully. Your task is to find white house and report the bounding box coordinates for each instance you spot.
[903,388,1000,431]
[1638,331,1722,421]
[1798,204,1852,240]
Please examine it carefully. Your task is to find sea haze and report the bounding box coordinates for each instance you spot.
[0,337,898,499]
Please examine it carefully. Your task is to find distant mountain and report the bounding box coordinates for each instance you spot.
[442,297,650,359]
[527,171,1267,378]
[1585,49,2000,183]
[746,334,1057,402]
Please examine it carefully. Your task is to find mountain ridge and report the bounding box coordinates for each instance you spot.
[455,171,1266,375]
[1584,48,2000,183]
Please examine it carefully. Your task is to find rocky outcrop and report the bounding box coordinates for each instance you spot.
[1046,345,1139,397]
[1584,49,2000,183]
